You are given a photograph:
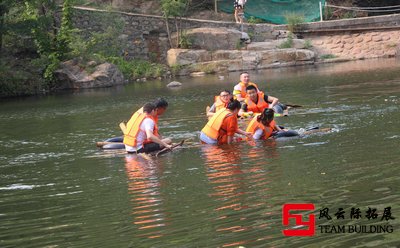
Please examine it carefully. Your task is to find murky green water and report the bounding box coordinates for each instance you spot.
[0,59,399,247]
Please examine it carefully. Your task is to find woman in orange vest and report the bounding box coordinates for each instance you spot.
[123,102,172,153]
[246,108,298,140]
[206,90,233,119]
[246,108,281,140]
[200,100,252,145]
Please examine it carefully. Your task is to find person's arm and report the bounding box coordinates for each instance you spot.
[233,84,244,102]
[238,103,253,117]
[206,104,217,118]
[266,95,279,109]
[252,128,264,140]
[236,128,253,139]
[146,129,172,149]
[143,120,171,149]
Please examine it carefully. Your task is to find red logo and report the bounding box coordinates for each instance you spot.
[282,203,316,236]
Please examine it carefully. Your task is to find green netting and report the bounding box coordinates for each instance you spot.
[218,0,325,24]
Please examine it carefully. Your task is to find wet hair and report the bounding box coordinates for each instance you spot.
[143,102,156,113]
[258,108,275,125]
[240,71,249,76]
[246,85,257,92]
[154,98,168,108]
[227,99,241,111]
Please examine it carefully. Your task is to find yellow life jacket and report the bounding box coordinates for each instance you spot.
[123,113,159,147]
[201,108,232,139]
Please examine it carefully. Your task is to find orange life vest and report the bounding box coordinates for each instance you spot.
[136,107,159,123]
[214,96,228,112]
[246,115,276,140]
[235,82,259,99]
[123,112,159,147]
[201,108,232,141]
[245,92,269,113]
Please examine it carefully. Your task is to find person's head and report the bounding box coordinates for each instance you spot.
[142,102,157,116]
[246,85,258,101]
[258,108,275,125]
[153,98,168,116]
[227,99,241,114]
[219,90,232,103]
[240,72,250,84]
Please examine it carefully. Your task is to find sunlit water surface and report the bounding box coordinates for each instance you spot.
[0,59,399,247]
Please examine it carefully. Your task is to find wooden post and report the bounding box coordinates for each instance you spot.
[319,1,323,21]
[215,0,218,14]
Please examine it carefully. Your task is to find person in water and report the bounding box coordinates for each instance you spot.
[206,90,233,118]
[246,108,299,140]
[233,72,260,102]
[238,85,285,117]
[200,100,252,145]
[123,102,172,153]
[245,108,284,140]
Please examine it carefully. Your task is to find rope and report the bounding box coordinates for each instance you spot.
[326,4,400,13]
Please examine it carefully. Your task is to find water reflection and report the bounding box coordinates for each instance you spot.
[201,144,280,247]
[124,155,166,239]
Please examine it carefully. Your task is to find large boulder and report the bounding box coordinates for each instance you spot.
[54,60,125,89]
[167,49,211,66]
[172,27,244,50]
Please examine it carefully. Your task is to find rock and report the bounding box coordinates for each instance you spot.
[190,72,206,77]
[54,60,125,89]
[167,49,211,66]
[247,41,276,50]
[172,27,243,50]
[167,81,182,87]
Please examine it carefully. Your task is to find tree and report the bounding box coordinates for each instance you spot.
[161,0,189,48]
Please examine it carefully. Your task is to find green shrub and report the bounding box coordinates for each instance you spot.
[304,39,313,49]
[278,33,294,49]
[284,12,305,33]
[247,16,264,24]
[320,54,337,59]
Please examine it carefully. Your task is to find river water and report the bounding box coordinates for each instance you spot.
[0,59,399,247]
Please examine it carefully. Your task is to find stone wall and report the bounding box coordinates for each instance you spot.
[71,6,400,63]
[71,7,278,63]
[305,29,400,59]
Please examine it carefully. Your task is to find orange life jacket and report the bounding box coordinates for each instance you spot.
[123,112,159,147]
[214,96,228,112]
[201,108,232,141]
[246,115,276,140]
[245,92,269,113]
[235,82,259,99]
[136,107,159,123]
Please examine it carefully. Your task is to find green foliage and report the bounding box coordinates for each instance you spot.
[161,0,188,18]
[107,56,166,79]
[278,33,294,49]
[284,12,305,33]
[304,39,312,49]
[320,54,337,59]
[170,64,184,76]
[247,16,264,24]
[178,30,192,49]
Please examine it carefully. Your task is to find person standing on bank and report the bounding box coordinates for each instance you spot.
[234,0,247,24]
[123,102,172,153]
